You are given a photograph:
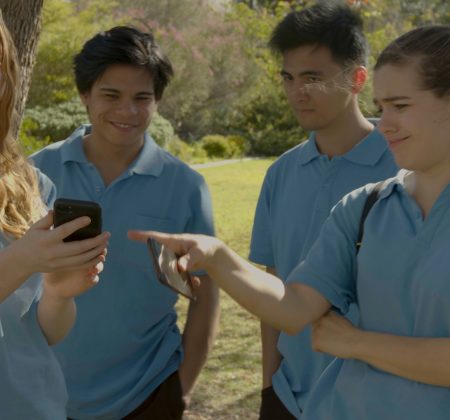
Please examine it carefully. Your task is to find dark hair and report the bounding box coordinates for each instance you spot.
[375,25,450,98]
[269,1,368,68]
[74,26,174,100]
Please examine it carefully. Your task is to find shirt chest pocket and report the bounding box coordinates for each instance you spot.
[122,214,182,272]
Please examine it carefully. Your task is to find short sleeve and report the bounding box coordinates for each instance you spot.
[36,168,57,209]
[185,175,214,277]
[186,175,215,237]
[249,174,274,267]
[286,187,370,314]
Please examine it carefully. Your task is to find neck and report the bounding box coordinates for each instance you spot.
[82,133,144,186]
[314,102,374,158]
[406,164,450,218]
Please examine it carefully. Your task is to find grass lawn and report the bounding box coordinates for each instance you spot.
[176,158,274,419]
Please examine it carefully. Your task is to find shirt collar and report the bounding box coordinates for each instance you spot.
[342,129,389,166]
[60,125,164,177]
[61,125,90,164]
[297,128,389,167]
[297,133,321,165]
[377,169,407,200]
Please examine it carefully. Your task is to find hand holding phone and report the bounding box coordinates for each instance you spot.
[53,198,102,242]
[147,238,196,300]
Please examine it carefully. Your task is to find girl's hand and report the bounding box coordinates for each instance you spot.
[128,230,222,285]
[312,311,361,359]
[12,211,110,276]
[43,257,105,301]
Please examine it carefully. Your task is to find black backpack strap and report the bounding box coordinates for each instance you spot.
[356,181,384,254]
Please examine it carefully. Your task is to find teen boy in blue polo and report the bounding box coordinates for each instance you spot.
[32,26,219,420]
[249,3,397,418]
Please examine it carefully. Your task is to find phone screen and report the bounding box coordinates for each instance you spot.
[147,238,196,300]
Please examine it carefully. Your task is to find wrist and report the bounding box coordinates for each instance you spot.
[348,327,369,359]
[206,238,226,271]
[5,239,35,279]
[42,279,74,306]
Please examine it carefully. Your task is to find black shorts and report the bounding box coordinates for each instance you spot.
[259,386,298,420]
[123,371,186,420]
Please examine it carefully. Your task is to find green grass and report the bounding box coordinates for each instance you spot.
[176,158,274,419]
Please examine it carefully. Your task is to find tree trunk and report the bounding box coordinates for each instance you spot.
[0,0,44,136]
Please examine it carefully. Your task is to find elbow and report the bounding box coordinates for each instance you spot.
[279,320,305,336]
[282,326,302,336]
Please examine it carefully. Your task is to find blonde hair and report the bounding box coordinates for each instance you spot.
[0,15,44,239]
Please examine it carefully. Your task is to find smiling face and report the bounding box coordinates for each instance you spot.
[374,63,450,174]
[80,64,157,151]
[281,44,362,132]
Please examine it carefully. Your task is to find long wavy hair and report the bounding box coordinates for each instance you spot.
[0,15,44,239]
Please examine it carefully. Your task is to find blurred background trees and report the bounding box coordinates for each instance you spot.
[14,0,450,158]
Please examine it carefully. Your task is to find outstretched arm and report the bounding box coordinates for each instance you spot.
[129,231,331,335]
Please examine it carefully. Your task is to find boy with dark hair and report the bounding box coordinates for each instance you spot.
[249,2,398,418]
[32,26,219,420]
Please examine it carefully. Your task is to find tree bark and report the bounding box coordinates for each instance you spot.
[0,0,44,136]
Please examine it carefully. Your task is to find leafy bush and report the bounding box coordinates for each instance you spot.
[251,127,306,157]
[148,112,176,147]
[227,135,250,157]
[199,135,233,159]
[22,98,87,143]
[19,117,51,156]
[165,136,194,162]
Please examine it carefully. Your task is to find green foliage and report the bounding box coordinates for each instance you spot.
[28,0,123,107]
[165,136,194,162]
[227,135,250,157]
[118,0,257,139]
[197,134,250,159]
[26,0,450,162]
[200,135,233,159]
[223,3,306,156]
[251,126,305,157]
[147,112,176,147]
[19,118,51,156]
[22,98,87,143]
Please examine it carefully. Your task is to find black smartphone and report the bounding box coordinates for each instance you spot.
[53,198,102,242]
[147,238,196,300]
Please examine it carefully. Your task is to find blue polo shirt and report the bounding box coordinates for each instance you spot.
[0,172,67,419]
[249,129,397,417]
[290,171,450,420]
[32,125,214,420]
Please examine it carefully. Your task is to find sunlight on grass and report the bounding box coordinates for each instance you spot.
[176,158,274,419]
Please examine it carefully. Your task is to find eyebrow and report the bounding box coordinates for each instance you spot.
[280,69,324,78]
[373,95,411,104]
[99,87,155,96]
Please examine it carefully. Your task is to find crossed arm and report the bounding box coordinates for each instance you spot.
[312,312,450,387]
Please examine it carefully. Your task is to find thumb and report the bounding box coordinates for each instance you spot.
[178,248,205,273]
[178,254,192,272]
[31,211,54,230]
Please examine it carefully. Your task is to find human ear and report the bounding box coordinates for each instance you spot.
[351,66,368,94]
